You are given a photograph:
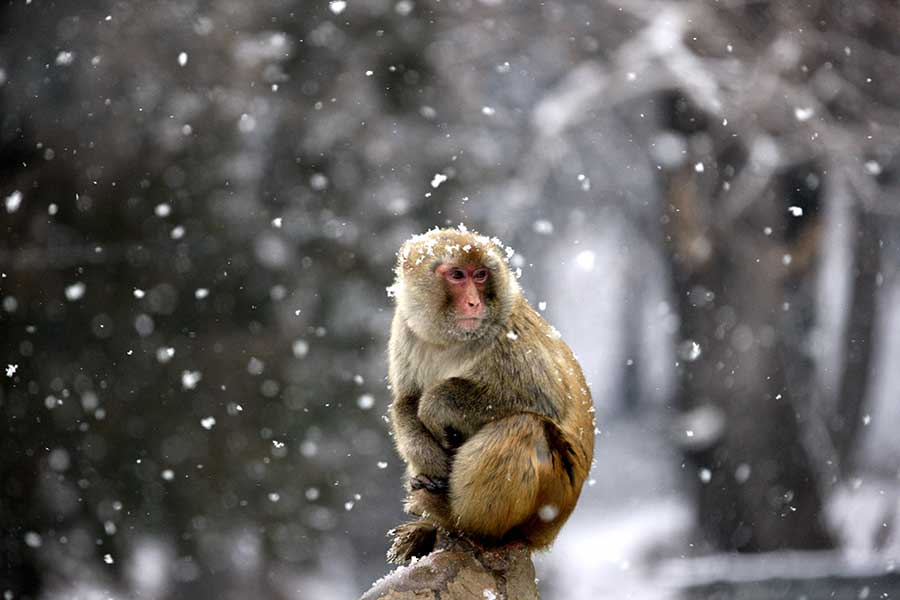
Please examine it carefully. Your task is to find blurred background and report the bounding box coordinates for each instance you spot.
[2,1,900,598]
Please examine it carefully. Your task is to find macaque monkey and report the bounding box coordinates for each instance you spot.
[385,226,595,563]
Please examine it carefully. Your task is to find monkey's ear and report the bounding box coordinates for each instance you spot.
[398,251,421,276]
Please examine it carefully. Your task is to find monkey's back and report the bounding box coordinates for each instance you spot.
[474,297,595,466]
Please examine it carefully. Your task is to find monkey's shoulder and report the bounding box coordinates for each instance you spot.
[473,304,591,418]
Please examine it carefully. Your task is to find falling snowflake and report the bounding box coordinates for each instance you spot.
[577,173,591,190]
[793,107,814,121]
[5,190,22,213]
[55,51,75,66]
[430,173,448,189]
[64,282,86,301]
[575,250,595,272]
[357,394,375,409]
[157,347,175,363]
[181,370,202,390]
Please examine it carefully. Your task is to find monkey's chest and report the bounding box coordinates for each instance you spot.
[407,345,479,391]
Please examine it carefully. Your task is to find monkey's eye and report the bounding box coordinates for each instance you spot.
[449,269,466,281]
[472,269,489,283]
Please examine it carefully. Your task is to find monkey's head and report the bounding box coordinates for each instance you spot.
[391,226,520,345]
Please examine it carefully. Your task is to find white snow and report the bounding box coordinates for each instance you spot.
[533,219,554,235]
[678,340,701,362]
[247,357,265,375]
[793,106,815,121]
[310,173,329,190]
[430,173,448,189]
[65,282,86,301]
[5,190,22,213]
[575,250,596,272]
[395,0,414,15]
[55,51,75,66]
[577,173,591,190]
[157,347,175,363]
[864,160,882,175]
[357,394,375,409]
[181,370,202,390]
[292,339,310,358]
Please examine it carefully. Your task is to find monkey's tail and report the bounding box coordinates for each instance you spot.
[448,412,580,543]
[386,519,438,564]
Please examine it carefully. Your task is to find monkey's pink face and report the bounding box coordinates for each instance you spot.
[436,263,490,331]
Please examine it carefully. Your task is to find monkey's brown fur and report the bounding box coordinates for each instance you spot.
[386,227,595,563]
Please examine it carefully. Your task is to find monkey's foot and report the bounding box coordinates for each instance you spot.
[386,520,438,564]
[409,474,448,493]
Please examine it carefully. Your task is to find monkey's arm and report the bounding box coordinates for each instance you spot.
[417,378,491,451]
[390,394,452,482]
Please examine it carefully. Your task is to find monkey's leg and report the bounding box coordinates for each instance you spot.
[404,487,452,522]
[410,473,449,493]
[448,413,580,544]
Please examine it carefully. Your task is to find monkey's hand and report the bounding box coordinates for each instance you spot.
[409,473,449,493]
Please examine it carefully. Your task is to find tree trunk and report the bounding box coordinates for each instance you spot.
[360,536,538,600]
[666,166,833,551]
[829,203,881,473]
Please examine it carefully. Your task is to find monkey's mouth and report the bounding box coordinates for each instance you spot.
[456,317,485,331]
